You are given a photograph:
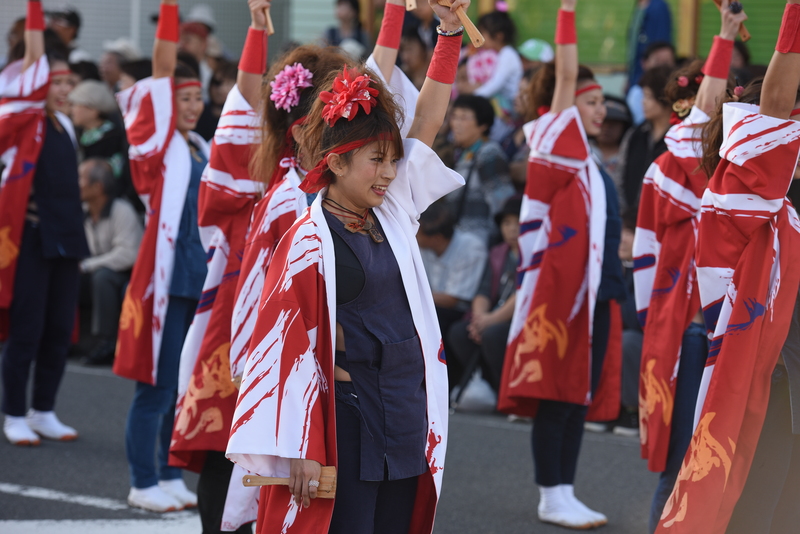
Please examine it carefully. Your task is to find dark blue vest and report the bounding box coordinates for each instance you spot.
[324,209,428,481]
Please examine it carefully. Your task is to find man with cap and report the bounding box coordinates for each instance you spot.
[179,22,212,100]
[517,38,554,72]
[47,5,91,62]
[100,38,140,92]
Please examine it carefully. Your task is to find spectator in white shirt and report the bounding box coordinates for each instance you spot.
[78,159,143,366]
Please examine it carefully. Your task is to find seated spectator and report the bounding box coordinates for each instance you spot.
[517,38,554,72]
[445,94,514,244]
[619,64,672,212]
[627,42,676,125]
[447,196,521,395]
[418,202,488,389]
[592,96,633,211]
[68,80,128,183]
[194,60,236,140]
[323,0,371,55]
[100,38,140,91]
[78,159,143,365]
[399,29,430,90]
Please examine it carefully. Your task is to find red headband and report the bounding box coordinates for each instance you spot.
[299,134,391,194]
[791,108,800,118]
[49,70,72,78]
[574,83,602,97]
[175,80,202,91]
[267,117,307,191]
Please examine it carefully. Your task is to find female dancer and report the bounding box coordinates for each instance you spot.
[0,0,89,446]
[657,2,800,531]
[226,0,467,532]
[498,0,626,528]
[114,0,208,512]
[633,3,746,531]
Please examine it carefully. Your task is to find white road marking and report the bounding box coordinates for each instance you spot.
[64,364,116,378]
[0,482,129,511]
[0,514,199,534]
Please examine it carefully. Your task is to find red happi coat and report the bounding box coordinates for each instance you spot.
[657,103,800,532]
[113,76,210,385]
[170,85,261,472]
[0,57,50,337]
[226,139,461,534]
[498,107,621,421]
[229,168,307,381]
[633,107,709,473]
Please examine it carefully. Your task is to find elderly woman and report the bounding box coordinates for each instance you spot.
[226,1,468,532]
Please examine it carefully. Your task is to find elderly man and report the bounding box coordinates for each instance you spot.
[78,159,142,366]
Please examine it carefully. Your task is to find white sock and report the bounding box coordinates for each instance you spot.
[560,484,607,524]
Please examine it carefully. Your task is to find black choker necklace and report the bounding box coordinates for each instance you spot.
[323,198,384,243]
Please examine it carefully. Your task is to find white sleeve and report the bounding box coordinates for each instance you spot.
[474,47,521,99]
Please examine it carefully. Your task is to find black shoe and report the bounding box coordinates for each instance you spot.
[612,408,640,437]
[81,339,116,366]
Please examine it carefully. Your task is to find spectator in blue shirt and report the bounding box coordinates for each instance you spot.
[627,0,673,90]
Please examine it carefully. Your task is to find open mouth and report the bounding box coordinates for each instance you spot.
[371,184,388,196]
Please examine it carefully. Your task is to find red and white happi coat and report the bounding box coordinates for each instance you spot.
[498,107,620,420]
[226,138,462,534]
[633,107,709,473]
[228,57,418,381]
[112,76,210,385]
[0,58,75,336]
[656,103,800,533]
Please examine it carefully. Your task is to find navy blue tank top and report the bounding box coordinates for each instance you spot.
[324,208,428,481]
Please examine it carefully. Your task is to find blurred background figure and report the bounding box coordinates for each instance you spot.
[517,38,553,72]
[627,41,675,125]
[404,1,438,51]
[194,60,237,140]
[323,0,371,59]
[592,95,633,208]
[179,21,211,99]
[502,68,535,192]
[626,0,673,91]
[3,18,25,69]
[47,6,91,62]
[100,38,140,92]
[400,28,430,90]
[78,159,142,366]
[68,59,100,86]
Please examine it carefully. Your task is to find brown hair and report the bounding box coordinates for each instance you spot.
[303,65,405,185]
[664,59,735,108]
[250,45,353,185]
[526,62,596,122]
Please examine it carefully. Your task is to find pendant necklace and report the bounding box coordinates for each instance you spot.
[323,198,384,243]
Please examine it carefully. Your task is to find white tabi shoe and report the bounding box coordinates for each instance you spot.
[4,416,41,446]
[159,478,197,508]
[560,484,608,527]
[537,485,596,530]
[128,485,183,513]
[26,410,78,441]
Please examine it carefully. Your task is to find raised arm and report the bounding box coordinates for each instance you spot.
[695,0,747,115]
[550,0,578,114]
[153,0,179,79]
[372,0,406,84]
[761,0,800,119]
[406,0,469,147]
[238,0,271,107]
[22,0,45,71]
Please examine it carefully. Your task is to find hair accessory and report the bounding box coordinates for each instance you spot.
[555,9,577,45]
[703,36,734,79]
[300,134,391,194]
[694,74,705,85]
[734,85,744,97]
[156,3,180,43]
[575,83,602,97]
[677,76,689,88]
[436,25,465,37]
[672,99,693,118]
[27,1,46,32]
[376,3,405,49]
[537,106,551,117]
[495,1,509,12]
[270,63,314,113]
[319,67,378,127]
[239,27,267,75]
[776,3,800,54]
[729,1,743,14]
[175,80,202,90]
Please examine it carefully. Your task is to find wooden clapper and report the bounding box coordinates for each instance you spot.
[243,466,338,499]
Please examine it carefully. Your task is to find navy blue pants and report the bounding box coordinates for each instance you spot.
[329,381,418,534]
[125,296,196,489]
[648,322,708,533]
[532,300,610,487]
[1,224,79,417]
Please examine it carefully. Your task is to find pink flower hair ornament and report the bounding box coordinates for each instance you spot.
[320,66,379,127]
[269,63,314,112]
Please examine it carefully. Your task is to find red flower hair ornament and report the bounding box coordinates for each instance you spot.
[320,66,379,127]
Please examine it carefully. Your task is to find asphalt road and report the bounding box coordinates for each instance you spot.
[0,359,657,533]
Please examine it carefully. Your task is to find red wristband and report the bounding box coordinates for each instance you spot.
[239,27,268,75]
[702,36,734,79]
[426,33,461,85]
[376,3,405,50]
[26,1,45,32]
[555,9,576,45]
[156,3,180,43]
[777,3,800,54]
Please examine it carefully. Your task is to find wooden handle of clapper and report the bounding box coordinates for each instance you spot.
[407,0,417,10]
[437,0,485,48]
[242,466,337,499]
[711,0,751,42]
[265,9,275,36]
